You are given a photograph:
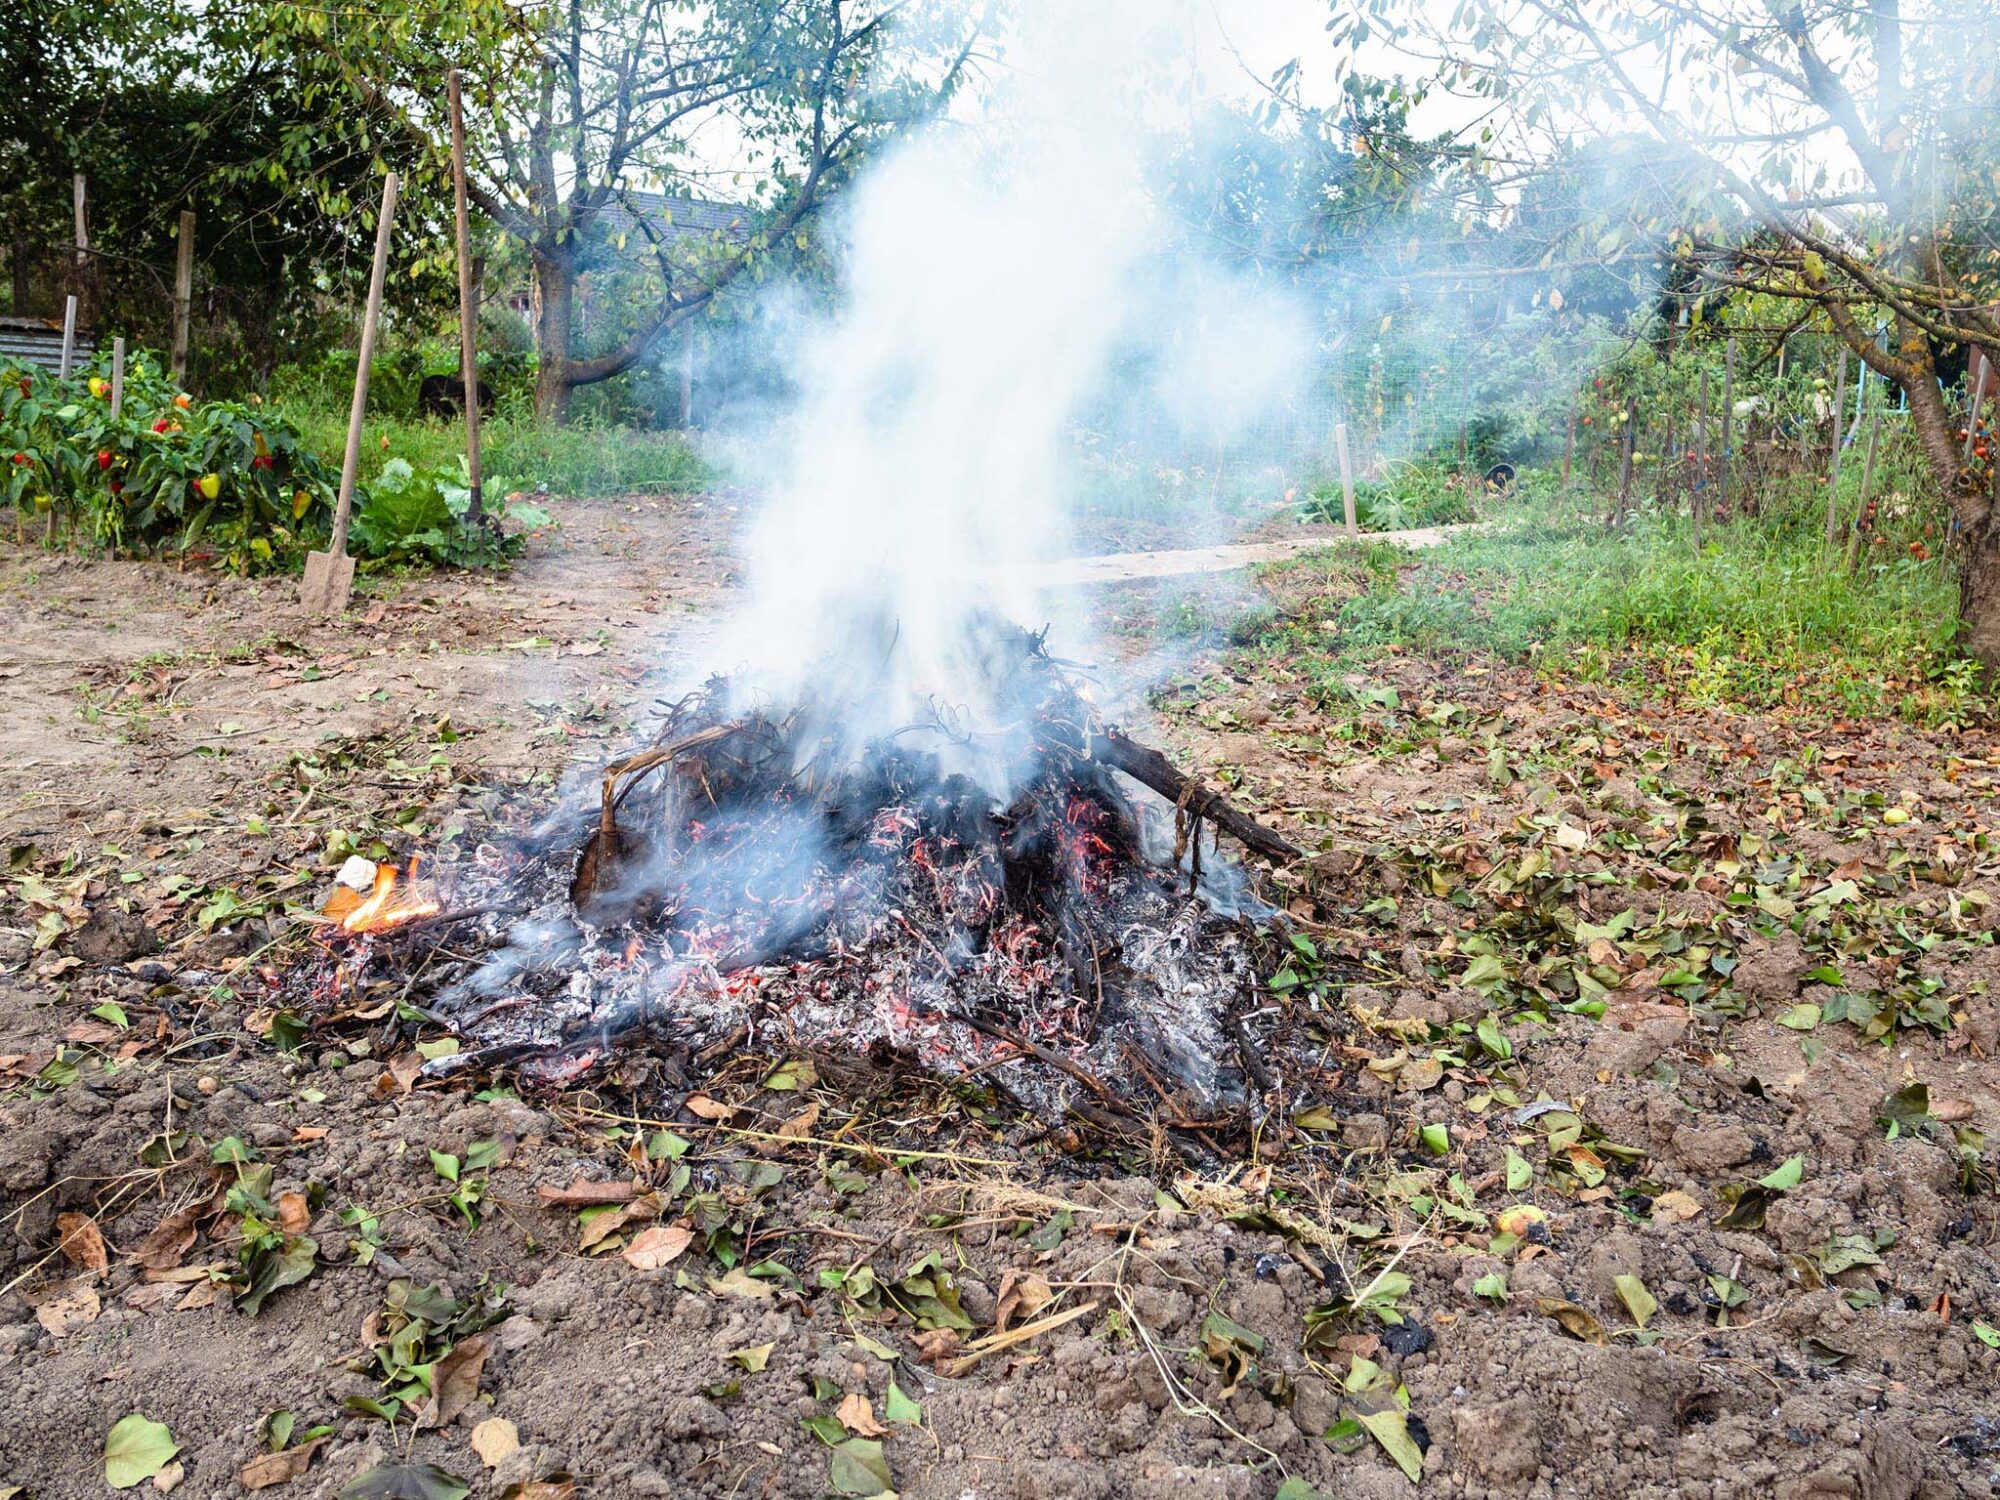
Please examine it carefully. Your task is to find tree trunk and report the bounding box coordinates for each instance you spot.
[534,247,574,424]
[1958,522,2000,674]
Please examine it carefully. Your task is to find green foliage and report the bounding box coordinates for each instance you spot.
[2,352,335,572]
[279,400,708,499]
[349,457,549,568]
[1297,459,1480,531]
[1306,486,1971,722]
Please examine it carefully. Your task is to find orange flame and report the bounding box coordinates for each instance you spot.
[340,857,441,934]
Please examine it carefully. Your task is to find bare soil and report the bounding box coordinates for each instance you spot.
[2,510,1996,1500]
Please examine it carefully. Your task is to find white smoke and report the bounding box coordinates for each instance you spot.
[706,0,1316,791]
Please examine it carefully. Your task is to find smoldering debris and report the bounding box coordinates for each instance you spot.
[307,622,1304,1125]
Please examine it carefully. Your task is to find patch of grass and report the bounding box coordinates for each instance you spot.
[1251,483,1980,724]
[277,404,710,499]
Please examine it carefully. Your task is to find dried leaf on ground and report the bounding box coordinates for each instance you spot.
[470,1418,519,1468]
[776,1103,820,1139]
[1537,1297,1607,1345]
[836,1391,886,1437]
[621,1224,693,1271]
[35,1280,101,1337]
[576,1193,662,1250]
[1651,1190,1702,1223]
[992,1269,1053,1334]
[239,1437,326,1490]
[56,1211,109,1272]
[275,1192,312,1235]
[417,1335,491,1430]
[708,1266,777,1299]
[729,1342,775,1372]
[535,1178,640,1209]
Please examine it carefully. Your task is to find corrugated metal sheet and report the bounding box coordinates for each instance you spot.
[0,316,96,373]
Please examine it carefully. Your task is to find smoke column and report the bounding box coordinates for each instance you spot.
[711,1,1303,785]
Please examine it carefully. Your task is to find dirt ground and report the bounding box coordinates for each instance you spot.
[2,500,1997,1500]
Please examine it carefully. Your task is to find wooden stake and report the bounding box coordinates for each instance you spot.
[1334,420,1357,537]
[301,172,398,615]
[1613,397,1637,523]
[1718,337,1735,517]
[1696,369,1710,524]
[58,295,76,380]
[1823,353,1848,545]
[72,173,88,317]
[110,337,124,418]
[447,70,485,524]
[1844,411,1881,574]
[170,211,195,385]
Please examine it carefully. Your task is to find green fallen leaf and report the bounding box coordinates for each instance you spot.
[883,1381,922,1423]
[1275,1480,1332,1500]
[338,1463,471,1500]
[1419,1123,1450,1156]
[828,1436,894,1497]
[1504,1147,1532,1191]
[728,1342,774,1372]
[1613,1273,1658,1330]
[239,1234,318,1316]
[1352,1405,1424,1483]
[104,1414,178,1489]
[1775,1003,1820,1031]
[1757,1155,1805,1191]
[1973,1322,2000,1349]
[801,1413,846,1446]
[1472,1271,1508,1302]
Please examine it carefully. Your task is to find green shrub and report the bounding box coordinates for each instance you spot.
[349,457,551,568]
[3,353,334,572]
[1297,459,1480,531]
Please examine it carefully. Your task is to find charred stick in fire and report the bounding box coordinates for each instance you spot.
[934,1008,1137,1116]
[1089,728,1299,865]
[1227,1014,1277,1096]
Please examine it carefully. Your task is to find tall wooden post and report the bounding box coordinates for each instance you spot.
[1612,398,1637,523]
[1845,412,1882,574]
[58,295,77,380]
[72,174,89,318]
[680,323,695,430]
[1718,337,1736,517]
[170,211,195,385]
[1823,353,1849,545]
[1334,420,1357,537]
[110,337,125,418]
[447,70,485,524]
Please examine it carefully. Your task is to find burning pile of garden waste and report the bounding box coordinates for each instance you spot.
[303,618,1309,1132]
